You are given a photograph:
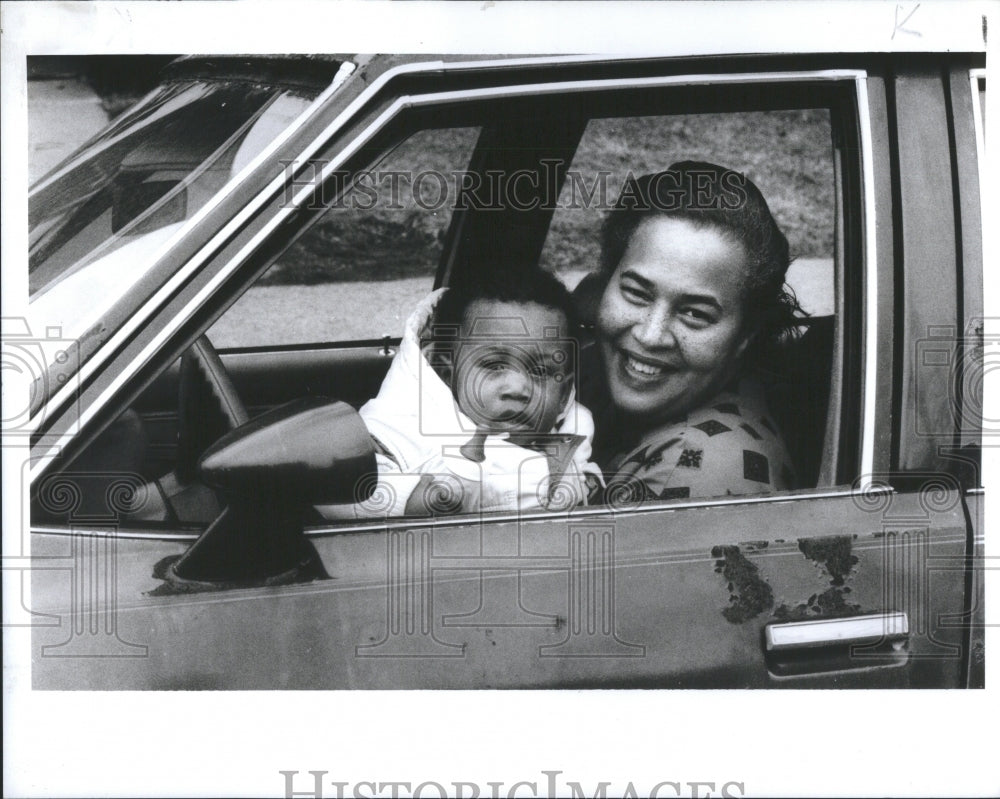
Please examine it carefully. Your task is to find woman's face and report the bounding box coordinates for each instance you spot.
[596,216,752,423]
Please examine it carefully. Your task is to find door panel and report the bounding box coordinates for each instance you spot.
[222,345,395,412]
[30,489,968,688]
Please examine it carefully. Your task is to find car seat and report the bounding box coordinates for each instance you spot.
[757,316,834,489]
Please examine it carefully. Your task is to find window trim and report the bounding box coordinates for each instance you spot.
[32,66,878,499]
[31,484,895,541]
[855,74,878,491]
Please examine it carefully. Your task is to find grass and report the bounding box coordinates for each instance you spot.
[256,110,834,286]
[538,110,834,275]
[258,126,478,285]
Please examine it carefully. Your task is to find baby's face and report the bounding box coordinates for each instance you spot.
[452,299,575,434]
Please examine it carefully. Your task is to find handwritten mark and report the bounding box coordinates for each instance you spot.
[892,3,922,39]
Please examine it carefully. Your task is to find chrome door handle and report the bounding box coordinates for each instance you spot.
[765,612,908,651]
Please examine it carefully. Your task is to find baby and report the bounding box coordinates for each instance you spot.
[356,269,603,517]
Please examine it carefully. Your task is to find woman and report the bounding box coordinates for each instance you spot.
[582,161,802,503]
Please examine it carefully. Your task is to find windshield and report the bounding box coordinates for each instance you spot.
[29,79,315,300]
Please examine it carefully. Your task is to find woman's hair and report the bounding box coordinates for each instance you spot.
[599,161,804,361]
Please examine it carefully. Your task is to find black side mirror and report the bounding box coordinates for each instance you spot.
[164,398,376,588]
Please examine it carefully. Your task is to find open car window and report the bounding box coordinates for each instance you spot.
[33,69,860,533]
[538,107,841,492]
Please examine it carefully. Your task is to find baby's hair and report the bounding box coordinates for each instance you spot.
[428,267,580,343]
[423,267,580,385]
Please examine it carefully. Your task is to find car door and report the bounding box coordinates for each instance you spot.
[28,54,982,688]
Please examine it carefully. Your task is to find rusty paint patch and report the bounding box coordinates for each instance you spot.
[798,535,859,586]
[712,545,774,623]
[772,535,862,621]
[773,587,862,621]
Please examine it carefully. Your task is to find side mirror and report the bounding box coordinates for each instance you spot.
[165,398,376,588]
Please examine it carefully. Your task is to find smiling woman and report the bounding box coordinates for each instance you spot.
[584,163,801,501]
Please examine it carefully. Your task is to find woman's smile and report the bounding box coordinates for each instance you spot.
[596,216,752,422]
[619,349,678,379]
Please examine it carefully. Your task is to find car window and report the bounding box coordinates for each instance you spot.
[206,126,481,347]
[296,86,849,515]
[538,106,840,494]
[34,73,858,534]
[539,110,835,315]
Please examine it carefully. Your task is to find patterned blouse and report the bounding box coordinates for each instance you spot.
[599,378,796,504]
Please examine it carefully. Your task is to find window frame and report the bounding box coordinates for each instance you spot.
[295,70,878,526]
[30,64,882,530]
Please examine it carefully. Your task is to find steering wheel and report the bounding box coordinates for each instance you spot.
[174,335,249,483]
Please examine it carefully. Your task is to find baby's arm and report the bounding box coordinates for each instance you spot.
[402,471,481,516]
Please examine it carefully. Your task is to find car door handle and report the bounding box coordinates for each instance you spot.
[765,612,908,651]
[764,612,909,677]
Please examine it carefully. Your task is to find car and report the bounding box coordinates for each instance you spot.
[17,41,986,689]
